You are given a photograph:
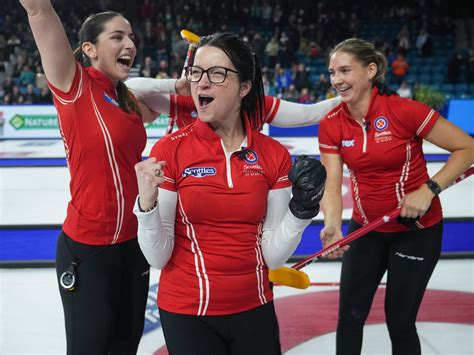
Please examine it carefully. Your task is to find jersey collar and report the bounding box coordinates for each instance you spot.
[341,85,382,121]
[85,66,118,100]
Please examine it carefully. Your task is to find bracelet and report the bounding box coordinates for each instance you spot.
[138,198,157,213]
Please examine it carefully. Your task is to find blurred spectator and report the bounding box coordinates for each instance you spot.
[19,65,35,86]
[397,81,413,98]
[293,63,311,91]
[2,93,11,105]
[139,56,157,78]
[396,25,410,56]
[23,84,39,104]
[2,76,14,96]
[447,52,464,83]
[282,84,298,102]
[415,28,432,57]
[306,41,320,59]
[10,85,24,104]
[314,74,331,100]
[275,65,293,93]
[325,87,337,99]
[298,87,311,103]
[265,36,280,68]
[38,86,52,104]
[392,52,409,85]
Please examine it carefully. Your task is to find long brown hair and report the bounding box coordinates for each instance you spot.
[73,11,141,116]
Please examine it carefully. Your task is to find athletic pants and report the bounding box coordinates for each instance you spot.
[159,301,281,355]
[56,231,150,355]
[336,220,443,355]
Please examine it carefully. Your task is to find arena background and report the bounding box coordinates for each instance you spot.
[0,0,473,354]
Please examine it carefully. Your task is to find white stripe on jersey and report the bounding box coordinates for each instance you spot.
[48,63,84,105]
[177,194,210,315]
[91,88,124,244]
[416,109,435,136]
[396,142,412,203]
[254,222,268,305]
[350,170,369,225]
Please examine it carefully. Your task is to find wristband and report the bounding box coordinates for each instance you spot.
[425,179,441,195]
[138,198,158,213]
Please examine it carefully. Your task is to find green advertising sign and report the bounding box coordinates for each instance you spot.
[145,114,170,129]
[9,114,58,130]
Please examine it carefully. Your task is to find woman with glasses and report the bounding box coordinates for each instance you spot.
[132,32,326,354]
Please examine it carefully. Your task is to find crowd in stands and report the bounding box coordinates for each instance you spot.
[1,0,473,106]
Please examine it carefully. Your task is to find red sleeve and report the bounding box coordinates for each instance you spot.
[270,140,292,190]
[398,97,440,138]
[47,62,85,103]
[169,95,198,128]
[263,95,281,124]
[149,136,177,192]
[318,116,341,154]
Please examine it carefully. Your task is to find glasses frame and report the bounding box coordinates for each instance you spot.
[185,65,239,83]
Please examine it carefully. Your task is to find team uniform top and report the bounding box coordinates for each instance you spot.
[48,63,146,245]
[149,117,291,315]
[169,94,281,129]
[318,87,442,232]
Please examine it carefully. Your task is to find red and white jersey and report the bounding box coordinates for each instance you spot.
[169,94,281,129]
[319,87,442,232]
[49,63,146,245]
[149,117,291,315]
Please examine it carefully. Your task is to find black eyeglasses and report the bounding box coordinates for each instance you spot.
[185,65,239,83]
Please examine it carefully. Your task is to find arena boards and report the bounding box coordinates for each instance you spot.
[0,138,472,263]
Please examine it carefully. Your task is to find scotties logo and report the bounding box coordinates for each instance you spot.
[242,149,258,164]
[374,116,388,131]
[182,167,217,178]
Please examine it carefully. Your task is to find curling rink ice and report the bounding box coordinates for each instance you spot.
[1,261,473,354]
[1,137,473,354]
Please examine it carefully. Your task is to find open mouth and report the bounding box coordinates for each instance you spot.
[337,86,351,93]
[199,95,214,107]
[117,56,132,68]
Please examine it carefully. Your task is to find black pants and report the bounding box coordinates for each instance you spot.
[159,302,281,355]
[336,220,443,355]
[56,231,150,355]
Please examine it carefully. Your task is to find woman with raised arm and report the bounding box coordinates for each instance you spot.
[133,32,326,354]
[19,1,157,353]
[318,38,474,355]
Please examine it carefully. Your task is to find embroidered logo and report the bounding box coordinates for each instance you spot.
[341,139,355,147]
[242,149,258,164]
[182,167,217,178]
[103,93,119,107]
[243,164,265,176]
[374,116,388,131]
[191,111,198,118]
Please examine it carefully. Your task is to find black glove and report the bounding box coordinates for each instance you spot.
[396,215,421,231]
[375,82,398,96]
[288,155,326,219]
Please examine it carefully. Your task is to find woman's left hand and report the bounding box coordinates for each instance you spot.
[399,184,435,218]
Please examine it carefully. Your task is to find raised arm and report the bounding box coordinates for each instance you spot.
[20,0,76,92]
[270,96,341,127]
[125,77,191,115]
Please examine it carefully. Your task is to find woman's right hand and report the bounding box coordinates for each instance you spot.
[175,76,191,96]
[134,158,167,210]
[320,226,347,259]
